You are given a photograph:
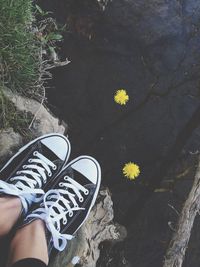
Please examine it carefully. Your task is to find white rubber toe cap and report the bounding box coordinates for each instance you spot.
[41,135,70,161]
[70,156,100,185]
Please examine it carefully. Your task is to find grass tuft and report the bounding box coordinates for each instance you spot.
[0,0,40,92]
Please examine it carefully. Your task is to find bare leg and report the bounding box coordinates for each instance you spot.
[8,219,49,266]
[0,196,22,237]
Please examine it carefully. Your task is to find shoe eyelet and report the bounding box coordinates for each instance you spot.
[69,212,73,217]
[84,190,89,195]
[64,176,68,181]
[28,159,32,163]
[74,204,78,208]
[10,177,14,181]
[23,165,27,169]
[79,197,84,203]
[52,165,57,170]
[48,172,52,177]
[63,220,67,225]
[16,171,21,175]
[59,182,63,187]
[33,151,38,156]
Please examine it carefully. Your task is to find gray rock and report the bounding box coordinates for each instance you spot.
[49,189,125,267]
[3,88,65,136]
[0,128,23,163]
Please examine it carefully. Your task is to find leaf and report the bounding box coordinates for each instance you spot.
[35,4,43,15]
[154,188,170,193]
[47,33,63,41]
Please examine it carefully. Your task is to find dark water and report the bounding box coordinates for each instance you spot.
[39,0,200,266]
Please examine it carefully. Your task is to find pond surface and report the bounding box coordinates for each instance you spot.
[39,0,200,266]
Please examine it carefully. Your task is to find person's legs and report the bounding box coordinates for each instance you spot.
[8,219,48,267]
[0,196,22,237]
[0,134,71,267]
[0,196,48,266]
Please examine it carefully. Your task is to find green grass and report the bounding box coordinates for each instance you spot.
[0,0,40,92]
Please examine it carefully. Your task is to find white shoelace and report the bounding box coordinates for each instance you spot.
[27,177,89,251]
[0,151,56,213]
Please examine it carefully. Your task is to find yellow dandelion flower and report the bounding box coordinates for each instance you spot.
[114,89,129,105]
[123,162,140,180]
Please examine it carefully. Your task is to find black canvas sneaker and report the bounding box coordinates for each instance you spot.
[0,133,71,215]
[22,155,101,253]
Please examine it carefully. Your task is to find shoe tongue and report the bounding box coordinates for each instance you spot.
[40,138,65,161]
[65,167,91,187]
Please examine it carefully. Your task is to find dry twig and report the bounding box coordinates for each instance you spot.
[163,156,200,267]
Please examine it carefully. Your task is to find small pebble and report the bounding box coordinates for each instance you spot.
[71,256,80,265]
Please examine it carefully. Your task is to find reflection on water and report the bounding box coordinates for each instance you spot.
[39,0,200,266]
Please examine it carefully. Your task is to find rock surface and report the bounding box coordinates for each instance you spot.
[0,128,23,162]
[49,189,124,267]
[3,88,65,136]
